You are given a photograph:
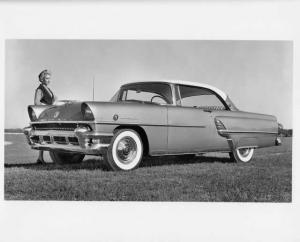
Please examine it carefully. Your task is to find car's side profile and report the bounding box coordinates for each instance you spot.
[24,80,282,171]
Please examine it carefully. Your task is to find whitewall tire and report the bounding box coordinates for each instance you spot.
[230,147,254,163]
[105,129,143,171]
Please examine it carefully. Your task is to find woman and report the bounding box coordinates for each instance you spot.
[34,69,57,164]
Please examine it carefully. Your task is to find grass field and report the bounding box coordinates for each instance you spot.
[4,134,292,201]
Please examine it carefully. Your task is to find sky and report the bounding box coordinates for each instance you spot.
[5,40,292,129]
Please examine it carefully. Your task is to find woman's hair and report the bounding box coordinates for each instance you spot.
[38,69,51,82]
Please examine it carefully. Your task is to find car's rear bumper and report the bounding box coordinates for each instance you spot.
[23,126,113,155]
[275,137,282,146]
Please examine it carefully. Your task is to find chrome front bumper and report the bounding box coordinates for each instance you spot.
[23,126,113,155]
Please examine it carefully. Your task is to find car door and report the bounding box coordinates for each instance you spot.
[167,105,215,153]
[167,84,228,153]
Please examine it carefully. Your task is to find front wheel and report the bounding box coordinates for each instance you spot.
[229,147,254,163]
[49,151,85,164]
[105,129,143,171]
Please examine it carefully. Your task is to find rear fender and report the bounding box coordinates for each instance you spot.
[214,111,278,149]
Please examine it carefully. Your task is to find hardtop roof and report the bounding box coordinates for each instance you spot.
[121,80,227,100]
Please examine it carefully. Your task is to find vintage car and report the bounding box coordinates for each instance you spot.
[23,80,283,171]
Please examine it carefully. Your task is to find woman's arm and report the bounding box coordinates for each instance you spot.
[34,89,44,105]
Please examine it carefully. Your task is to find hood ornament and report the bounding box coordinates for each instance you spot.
[54,111,60,118]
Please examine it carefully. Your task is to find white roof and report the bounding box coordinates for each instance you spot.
[124,80,228,101]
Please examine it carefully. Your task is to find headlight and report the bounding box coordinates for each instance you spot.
[81,103,95,121]
[28,106,38,121]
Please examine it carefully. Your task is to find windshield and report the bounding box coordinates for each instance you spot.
[110,89,120,102]
[118,83,173,105]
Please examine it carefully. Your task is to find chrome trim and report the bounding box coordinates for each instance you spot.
[28,129,113,137]
[95,122,206,128]
[150,149,231,156]
[32,120,208,129]
[30,121,96,124]
[237,146,258,149]
[24,126,112,155]
[30,142,109,155]
[170,83,177,106]
[23,126,33,144]
[175,84,182,106]
[217,116,276,122]
[150,152,199,156]
[218,130,278,134]
[74,126,90,133]
[29,130,76,136]
[77,132,113,137]
[33,127,77,131]
[23,126,32,135]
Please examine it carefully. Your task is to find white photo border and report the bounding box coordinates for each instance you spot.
[0,2,299,242]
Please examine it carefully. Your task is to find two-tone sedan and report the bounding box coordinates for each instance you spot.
[24,80,282,171]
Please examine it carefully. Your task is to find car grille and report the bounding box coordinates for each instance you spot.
[32,123,78,131]
[42,135,51,143]
[31,135,40,143]
[30,123,92,146]
[53,136,67,144]
[68,136,79,145]
[30,135,79,146]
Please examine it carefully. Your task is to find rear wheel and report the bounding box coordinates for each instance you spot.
[49,151,85,164]
[105,129,143,171]
[229,147,254,163]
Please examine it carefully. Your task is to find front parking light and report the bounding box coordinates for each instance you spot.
[91,138,101,144]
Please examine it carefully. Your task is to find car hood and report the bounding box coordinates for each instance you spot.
[36,100,165,123]
[38,101,85,121]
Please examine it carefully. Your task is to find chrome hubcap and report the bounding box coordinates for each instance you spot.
[238,148,251,158]
[116,136,137,164]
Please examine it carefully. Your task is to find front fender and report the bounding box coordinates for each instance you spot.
[28,105,54,121]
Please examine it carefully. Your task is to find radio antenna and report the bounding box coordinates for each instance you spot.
[92,76,95,101]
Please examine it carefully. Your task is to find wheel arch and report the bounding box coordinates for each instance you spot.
[114,125,149,156]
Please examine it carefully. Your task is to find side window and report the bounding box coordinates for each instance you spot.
[126,90,167,104]
[178,85,226,110]
[119,83,172,104]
